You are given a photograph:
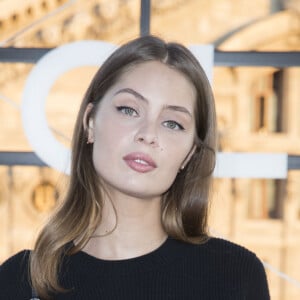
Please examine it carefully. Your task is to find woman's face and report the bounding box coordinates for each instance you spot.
[86,61,196,199]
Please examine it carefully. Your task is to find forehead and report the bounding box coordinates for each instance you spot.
[110,61,197,108]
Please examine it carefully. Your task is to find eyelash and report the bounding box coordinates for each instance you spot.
[116,106,138,117]
[116,106,185,131]
[163,120,185,131]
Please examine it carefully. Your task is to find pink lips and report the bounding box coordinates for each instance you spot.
[123,152,157,173]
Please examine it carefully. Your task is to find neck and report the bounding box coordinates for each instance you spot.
[82,190,167,260]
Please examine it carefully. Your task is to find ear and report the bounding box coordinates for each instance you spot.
[83,103,94,143]
[180,144,196,170]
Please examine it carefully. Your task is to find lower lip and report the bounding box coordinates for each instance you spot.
[124,159,156,173]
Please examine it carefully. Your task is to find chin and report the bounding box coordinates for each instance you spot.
[121,189,163,200]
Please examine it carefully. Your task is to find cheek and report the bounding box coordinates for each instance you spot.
[91,122,115,168]
[94,116,130,145]
[159,145,193,189]
[162,134,194,164]
[92,120,132,166]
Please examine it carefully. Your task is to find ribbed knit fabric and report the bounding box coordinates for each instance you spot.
[0,237,270,299]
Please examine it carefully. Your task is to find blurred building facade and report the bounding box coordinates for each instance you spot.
[0,0,299,299]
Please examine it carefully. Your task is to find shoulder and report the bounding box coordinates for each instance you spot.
[198,237,265,268]
[197,238,268,287]
[189,237,270,298]
[198,237,258,258]
[0,250,32,299]
[0,250,30,275]
[203,237,258,256]
[184,237,268,282]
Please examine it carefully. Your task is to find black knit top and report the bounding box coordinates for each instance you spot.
[0,237,270,299]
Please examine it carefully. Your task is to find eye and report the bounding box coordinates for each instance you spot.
[163,120,185,131]
[116,106,138,117]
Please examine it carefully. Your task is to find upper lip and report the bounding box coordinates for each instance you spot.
[123,152,157,168]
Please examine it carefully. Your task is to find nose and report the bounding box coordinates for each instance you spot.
[134,122,159,147]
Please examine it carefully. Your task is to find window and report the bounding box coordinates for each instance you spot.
[251,70,285,133]
[248,179,286,219]
[273,70,285,132]
[253,95,266,131]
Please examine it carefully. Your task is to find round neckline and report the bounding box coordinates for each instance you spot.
[72,237,196,275]
[79,236,170,263]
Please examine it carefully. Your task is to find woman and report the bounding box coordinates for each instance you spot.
[0,35,270,299]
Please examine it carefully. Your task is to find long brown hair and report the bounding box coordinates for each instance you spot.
[30,35,216,299]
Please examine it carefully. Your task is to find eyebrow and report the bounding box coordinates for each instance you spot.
[163,105,192,117]
[114,88,147,102]
[114,87,192,117]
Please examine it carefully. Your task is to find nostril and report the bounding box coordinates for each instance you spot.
[150,136,158,145]
[134,128,159,147]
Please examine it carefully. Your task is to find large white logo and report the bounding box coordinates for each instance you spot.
[22,41,116,174]
[21,40,214,174]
